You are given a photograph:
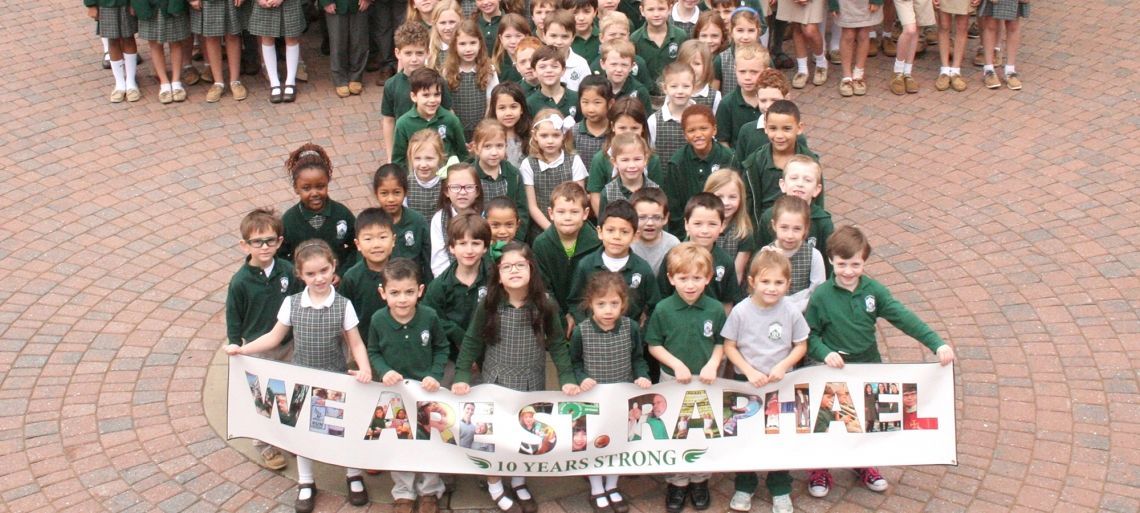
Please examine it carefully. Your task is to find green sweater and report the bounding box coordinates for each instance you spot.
[805,276,946,363]
[366,306,449,380]
[339,260,387,340]
[225,257,301,345]
[532,224,602,316]
[663,143,735,237]
[278,200,357,275]
[566,250,660,323]
[737,140,822,231]
[453,299,576,386]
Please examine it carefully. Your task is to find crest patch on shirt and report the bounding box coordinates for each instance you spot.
[569,106,578,118]
[336,220,348,240]
[279,277,289,293]
[711,164,720,173]
[420,330,431,346]
[703,320,713,338]
[438,125,447,138]
[864,295,876,313]
[477,286,487,300]
[768,322,783,341]
[807,236,817,248]
[630,273,642,288]
[668,42,679,58]
[631,63,639,76]
[715,265,725,282]
[404,231,416,247]
[570,70,581,81]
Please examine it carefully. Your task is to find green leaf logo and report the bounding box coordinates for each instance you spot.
[682,449,707,463]
[467,456,490,469]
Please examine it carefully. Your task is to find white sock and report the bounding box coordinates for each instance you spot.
[870,31,877,38]
[605,475,619,490]
[296,456,314,484]
[588,476,605,495]
[262,45,280,88]
[124,53,138,89]
[853,67,864,80]
[983,64,995,73]
[893,59,905,73]
[1005,64,1016,75]
[950,67,960,76]
[162,82,173,93]
[285,44,300,86]
[882,31,892,39]
[814,53,828,68]
[903,62,913,75]
[487,481,514,510]
[796,57,808,74]
[940,66,949,75]
[510,477,531,500]
[172,81,183,90]
[102,38,110,53]
[214,82,224,88]
[111,59,126,90]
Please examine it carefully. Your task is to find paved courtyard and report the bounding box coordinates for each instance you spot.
[1,0,1138,511]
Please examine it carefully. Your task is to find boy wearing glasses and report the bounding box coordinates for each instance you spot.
[630,188,680,276]
[224,208,303,471]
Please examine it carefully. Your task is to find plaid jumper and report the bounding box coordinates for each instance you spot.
[719,50,738,97]
[288,293,349,373]
[482,304,548,392]
[776,241,815,296]
[528,155,576,214]
[406,180,442,220]
[190,0,244,36]
[452,71,487,141]
[577,317,636,383]
[573,123,606,163]
[653,113,687,164]
[96,6,138,38]
[602,178,660,209]
[247,0,304,38]
[716,224,743,258]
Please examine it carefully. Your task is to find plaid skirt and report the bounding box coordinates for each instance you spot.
[96,6,138,39]
[978,0,1029,20]
[247,0,306,38]
[191,0,245,36]
[139,11,191,43]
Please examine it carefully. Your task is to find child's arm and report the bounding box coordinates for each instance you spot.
[450,116,470,161]
[381,115,396,164]
[451,304,489,394]
[225,322,291,355]
[365,320,396,384]
[423,282,464,347]
[648,345,692,383]
[425,316,450,392]
[875,284,955,365]
[629,324,652,388]
[428,213,450,279]
[391,123,409,166]
[589,192,601,216]
[698,344,724,385]
[525,185,551,230]
[544,309,581,395]
[224,282,246,346]
[568,326,593,390]
[804,299,845,368]
[733,251,751,288]
[342,327,373,383]
[571,155,588,193]
[723,339,766,386]
[769,340,807,382]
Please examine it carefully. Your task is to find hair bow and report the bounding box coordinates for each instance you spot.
[435,155,462,179]
[534,114,576,134]
[489,240,508,262]
[731,6,760,17]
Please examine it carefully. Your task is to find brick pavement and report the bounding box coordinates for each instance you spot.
[1,0,1138,511]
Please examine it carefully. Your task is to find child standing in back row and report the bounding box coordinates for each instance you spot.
[323,0,372,99]
[131,0,189,104]
[630,0,688,95]
[443,20,499,140]
[764,195,824,311]
[86,0,141,103]
[249,0,306,103]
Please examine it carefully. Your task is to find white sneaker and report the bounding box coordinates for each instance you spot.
[771,494,793,513]
[729,491,752,511]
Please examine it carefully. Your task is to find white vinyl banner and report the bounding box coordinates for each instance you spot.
[227,356,957,476]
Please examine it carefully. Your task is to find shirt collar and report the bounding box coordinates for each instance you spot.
[755,112,767,129]
[300,287,337,309]
[693,84,711,98]
[538,151,567,170]
[659,101,690,123]
[671,3,700,24]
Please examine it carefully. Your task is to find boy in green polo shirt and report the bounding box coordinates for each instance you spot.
[526,45,581,120]
[738,99,822,228]
[567,200,660,326]
[590,11,651,91]
[381,23,453,164]
[657,193,741,312]
[533,182,601,320]
[630,0,688,95]
[391,67,469,166]
[340,208,396,344]
[566,0,601,63]
[803,225,956,499]
[366,257,449,512]
[645,241,725,513]
[423,213,491,361]
[599,39,652,112]
[755,156,834,276]
[225,208,302,471]
[716,43,769,146]
[733,68,792,165]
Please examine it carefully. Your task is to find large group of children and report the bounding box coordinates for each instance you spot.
[88,0,1029,103]
[206,0,984,512]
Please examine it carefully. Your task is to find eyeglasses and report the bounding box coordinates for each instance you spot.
[246,237,281,248]
[499,262,530,273]
[637,215,665,223]
[447,184,478,193]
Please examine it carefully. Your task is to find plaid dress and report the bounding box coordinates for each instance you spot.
[96,6,138,39]
[578,318,635,383]
[573,123,606,163]
[768,241,814,296]
[139,10,190,42]
[692,87,717,110]
[602,177,659,208]
[247,0,305,38]
[528,155,576,214]
[480,170,512,200]
[406,180,442,220]
[719,49,738,97]
[190,0,244,36]
[979,0,1029,20]
[716,224,744,258]
[452,71,487,141]
[653,112,686,164]
[482,303,548,391]
[288,293,349,373]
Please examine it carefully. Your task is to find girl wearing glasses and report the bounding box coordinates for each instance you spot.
[451,242,581,513]
[429,163,484,278]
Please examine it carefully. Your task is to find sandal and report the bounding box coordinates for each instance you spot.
[510,483,538,513]
[270,86,283,104]
[295,483,317,513]
[282,85,296,103]
[590,492,613,513]
[258,446,287,470]
[489,485,522,513]
[606,488,629,513]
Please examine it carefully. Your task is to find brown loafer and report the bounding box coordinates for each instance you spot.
[889,73,906,95]
[393,498,414,513]
[904,75,919,94]
[419,494,439,513]
[230,80,248,101]
[109,88,126,103]
[346,475,368,506]
[852,78,867,96]
[348,81,363,95]
[335,86,351,98]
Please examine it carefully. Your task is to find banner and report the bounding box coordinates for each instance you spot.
[228,357,956,476]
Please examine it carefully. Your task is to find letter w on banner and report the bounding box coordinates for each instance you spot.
[228,357,956,476]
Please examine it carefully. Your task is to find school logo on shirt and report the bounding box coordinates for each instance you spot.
[404,231,416,247]
[711,164,721,173]
[570,70,581,81]
[336,220,348,240]
[668,42,679,59]
[864,295,876,313]
[715,265,725,282]
[630,273,642,288]
[702,320,713,338]
[279,277,289,293]
[438,125,448,139]
[477,286,487,300]
[420,330,431,346]
[807,236,817,248]
[768,322,783,342]
[631,63,639,76]
[630,91,639,98]
[569,106,578,118]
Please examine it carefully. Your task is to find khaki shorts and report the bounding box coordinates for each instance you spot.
[937,0,971,15]
[893,0,936,26]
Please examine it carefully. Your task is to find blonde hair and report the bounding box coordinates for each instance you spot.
[444,20,494,90]
[407,129,447,164]
[608,132,649,162]
[599,39,635,62]
[748,248,791,282]
[428,0,462,70]
[527,108,576,157]
[406,0,437,25]
[676,40,713,90]
[703,169,752,240]
[666,242,713,278]
[598,10,631,35]
[734,43,770,66]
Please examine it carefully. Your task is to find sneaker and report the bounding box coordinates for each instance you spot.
[968,21,980,38]
[125,88,142,102]
[231,80,248,101]
[791,72,808,89]
[665,484,688,513]
[336,86,351,98]
[839,78,854,97]
[860,467,889,492]
[348,81,363,95]
[182,65,201,86]
[729,491,752,512]
[950,74,968,91]
[983,70,1001,89]
[882,37,897,57]
[771,494,793,513]
[889,73,906,95]
[828,49,841,65]
[935,73,951,91]
[689,481,710,510]
[868,36,879,56]
[1006,72,1022,90]
[206,83,224,103]
[807,469,832,498]
[904,75,919,93]
[172,87,187,102]
[812,66,828,86]
[109,88,126,103]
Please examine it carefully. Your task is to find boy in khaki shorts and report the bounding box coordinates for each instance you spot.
[888,0,936,94]
[933,0,979,92]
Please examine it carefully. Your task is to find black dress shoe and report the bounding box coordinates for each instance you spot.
[690,480,710,510]
[346,475,368,506]
[666,484,688,513]
[295,483,317,513]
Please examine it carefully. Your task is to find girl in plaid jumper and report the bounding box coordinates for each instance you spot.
[404,129,447,220]
[443,20,499,140]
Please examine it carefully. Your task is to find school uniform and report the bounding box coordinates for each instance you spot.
[804,276,946,363]
[690,84,721,112]
[562,50,593,92]
[429,207,462,278]
[656,243,741,304]
[715,224,756,266]
[735,121,812,167]
[932,0,967,15]
[497,53,522,83]
[380,71,454,122]
[519,151,589,215]
[890,0,935,27]
[520,80,540,97]
[978,0,1029,20]
[617,0,644,31]
[716,87,763,147]
[645,293,725,377]
[776,0,827,25]
[613,78,652,113]
[629,24,689,95]
[830,0,885,28]
[570,317,651,384]
[247,0,304,38]
[477,14,502,56]
[586,150,664,195]
[322,0,370,86]
[133,0,190,43]
[88,0,137,39]
[757,201,834,277]
[454,297,577,390]
[340,259,387,341]
[571,28,601,64]
[766,241,824,311]
[226,256,301,345]
[713,46,738,97]
[366,305,449,381]
[632,232,681,276]
[391,207,433,282]
[405,175,441,221]
[738,140,822,228]
[476,160,531,238]
[573,121,607,164]
[599,176,660,214]
[278,200,357,274]
[670,3,701,36]
[663,143,734,236]
[391,107,469,166]
[566,250,661,323]
[423,260,489,354]
[647,101,692,164]
[527,88,580,121]
[590,54,651,91]
[533,223,602,317]
[367,0,404,73]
